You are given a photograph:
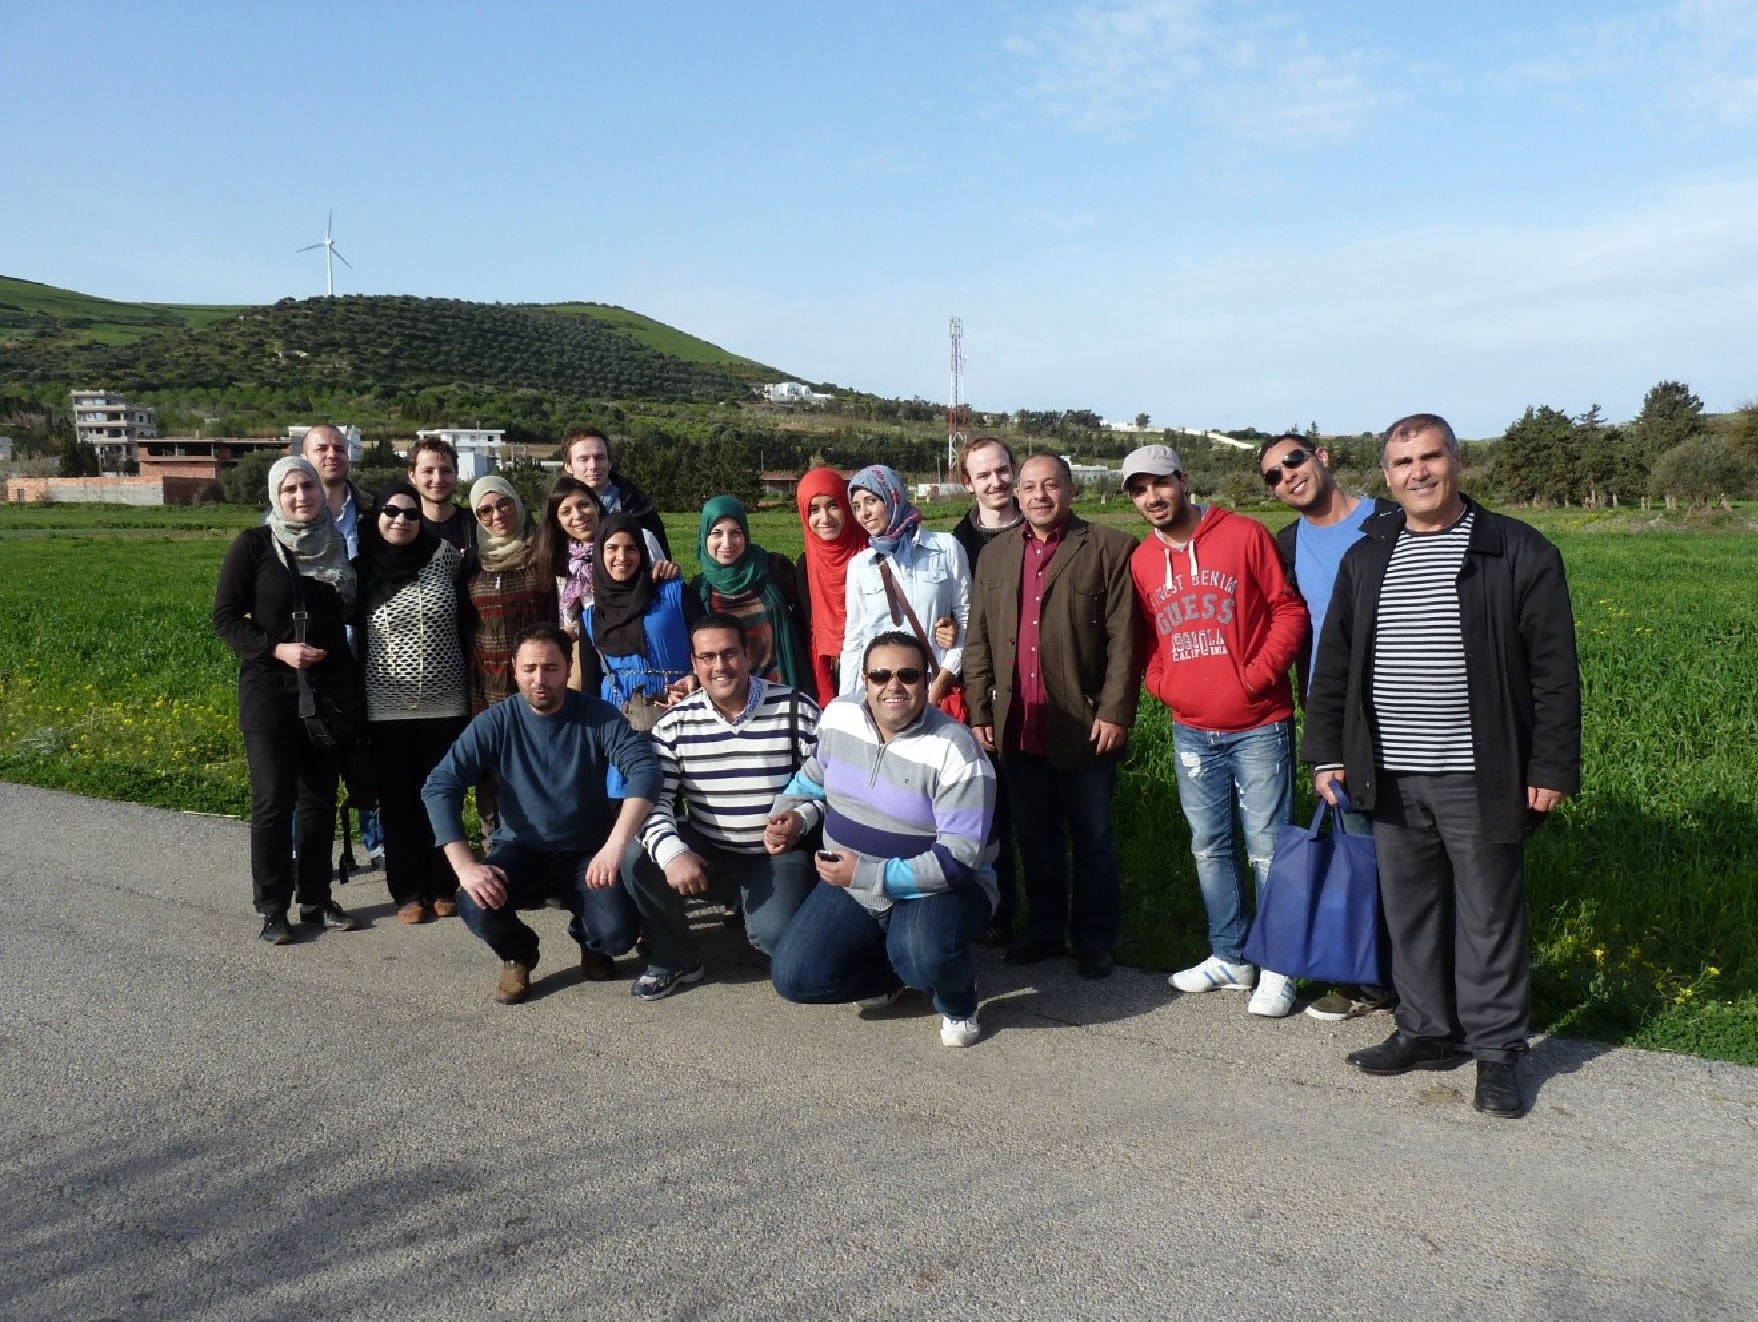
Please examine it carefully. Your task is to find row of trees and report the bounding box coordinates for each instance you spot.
[1491,382,1758,507]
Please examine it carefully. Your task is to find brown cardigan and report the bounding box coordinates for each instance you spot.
[963,514,1143,769]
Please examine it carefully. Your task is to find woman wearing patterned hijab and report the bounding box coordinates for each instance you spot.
[686,495,809,689]
[358,479,470,925]
[213,455,365,945]
[838,464,971,703]
[464,475,555,713]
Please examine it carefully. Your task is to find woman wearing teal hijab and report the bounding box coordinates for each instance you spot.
[687,495,810,689]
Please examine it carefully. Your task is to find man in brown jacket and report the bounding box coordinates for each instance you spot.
[964,454,1141,979]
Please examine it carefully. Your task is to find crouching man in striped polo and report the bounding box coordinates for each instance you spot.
[622,613,821,1000]
[765,631,998,1047]
[1303,413,1580,1118]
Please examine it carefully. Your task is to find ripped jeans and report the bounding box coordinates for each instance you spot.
[1170,719,1294,964]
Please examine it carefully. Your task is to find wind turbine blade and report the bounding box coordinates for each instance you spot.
[331,247,353,268]
[326,211,334,239]
[297,242,323,252]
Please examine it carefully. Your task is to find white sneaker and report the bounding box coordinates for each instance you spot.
[940,1014,981,1048]
[1169,955,1257,994]
[1248,970,1298,1018]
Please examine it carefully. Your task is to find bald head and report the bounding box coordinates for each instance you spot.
[301,424,350,489]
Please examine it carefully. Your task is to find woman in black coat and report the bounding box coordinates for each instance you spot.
[212,455,366,944]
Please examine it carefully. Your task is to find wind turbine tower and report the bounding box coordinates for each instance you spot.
[298,213,352,297]
[947,316,968,477]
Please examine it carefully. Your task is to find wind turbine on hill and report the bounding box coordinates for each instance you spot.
[297,212,352,297]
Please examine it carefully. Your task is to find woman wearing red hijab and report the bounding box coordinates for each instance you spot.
[793,467,868,704]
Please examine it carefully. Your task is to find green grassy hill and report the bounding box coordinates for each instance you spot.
[0,277,788,409]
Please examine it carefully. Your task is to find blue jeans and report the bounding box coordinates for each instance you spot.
[455,842,640,968]
[623,826,816,974]
[1170,719,1294,964]
[771,882,992,1019]
[1006,754,1121,952]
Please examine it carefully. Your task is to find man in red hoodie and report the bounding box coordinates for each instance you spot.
[1123,444,1309,1017]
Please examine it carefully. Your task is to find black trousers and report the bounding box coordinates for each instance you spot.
[243,721,343,916]
[1373,772,1530,1063]
[368,715,468,906]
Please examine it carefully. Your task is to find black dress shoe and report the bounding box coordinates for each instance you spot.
[1077,949,1115,980]
[298,902,361,932]
[1473,1060,1526,1118]
[1004,938,1068,966]
[579,948,617,982]
[259,912,296,946]
[1346,1030,1467,1076]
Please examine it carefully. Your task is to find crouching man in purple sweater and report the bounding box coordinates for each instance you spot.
[765,631,997,1048]
[423,623,660,1004]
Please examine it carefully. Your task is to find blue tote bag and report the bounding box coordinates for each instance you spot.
[1243,789,1388,986]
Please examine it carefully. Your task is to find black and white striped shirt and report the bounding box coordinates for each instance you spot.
[1371,510,1475,772]
[639,678,820,864]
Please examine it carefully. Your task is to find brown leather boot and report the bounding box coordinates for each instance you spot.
[494,960,532,1004]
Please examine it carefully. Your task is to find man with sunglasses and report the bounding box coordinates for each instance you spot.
[765,632,997,1048]
[621,614,821,1000]
[1123,444,1309,1018]
[1259,433,1397,1021]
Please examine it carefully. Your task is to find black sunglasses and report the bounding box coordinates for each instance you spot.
[380,506,421,522]
[866,667,926,686]
[1261,448,1311,486]
[475,497,517,521]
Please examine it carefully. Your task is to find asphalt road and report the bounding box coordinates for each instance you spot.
[3,781,1754,1320]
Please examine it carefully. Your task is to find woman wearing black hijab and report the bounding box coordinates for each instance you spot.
[358,479,472,924]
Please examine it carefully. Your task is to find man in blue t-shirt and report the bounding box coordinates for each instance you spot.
[1263,433,1394,1022]
[423,623,661,1004]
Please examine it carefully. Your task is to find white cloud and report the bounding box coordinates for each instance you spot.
[1003,0,1393,146]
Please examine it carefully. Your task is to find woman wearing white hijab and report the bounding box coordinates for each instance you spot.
[213,455,365,945]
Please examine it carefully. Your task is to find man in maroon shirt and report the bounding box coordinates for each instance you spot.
[963,454,1141,978]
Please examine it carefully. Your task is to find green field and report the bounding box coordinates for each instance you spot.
[2,500,1754,1061]
[0,273,239,347]
[544,303,776,380]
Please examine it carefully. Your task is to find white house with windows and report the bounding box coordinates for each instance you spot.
[762,381,832,406]
[71,390,158,470]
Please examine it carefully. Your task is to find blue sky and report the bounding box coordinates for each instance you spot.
[4,0,1755,436]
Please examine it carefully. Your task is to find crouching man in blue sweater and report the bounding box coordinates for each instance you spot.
[423,623,661,1004]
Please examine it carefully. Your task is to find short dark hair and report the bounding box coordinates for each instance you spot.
[1255,433,1306,466]
[409,435,458,467]
[861,630,930,675]
[563,426,611,458]
[689,611,748,646]
[957,435,1016,482]
[1380,413,1459,465]
[512,621,573,666]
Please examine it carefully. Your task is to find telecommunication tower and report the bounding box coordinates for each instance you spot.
[947,317,969,477]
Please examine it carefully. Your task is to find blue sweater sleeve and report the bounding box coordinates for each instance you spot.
[422,705,499,846]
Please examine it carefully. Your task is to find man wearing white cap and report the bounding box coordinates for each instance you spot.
[1122,444,1309,1017]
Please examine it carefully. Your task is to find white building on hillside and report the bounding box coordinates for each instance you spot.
[71,390,158,470]
[417,427,506,482]
[762,381,832,405]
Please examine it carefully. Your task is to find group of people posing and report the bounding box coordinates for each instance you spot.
[214,412,1580,1120]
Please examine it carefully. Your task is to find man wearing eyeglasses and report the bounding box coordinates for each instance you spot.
[620,613,821,1000]
[1303,414,1580,1118]
[1123,443,1309,1018]
[765,632,997,1048]
[1259,433,1396,1022]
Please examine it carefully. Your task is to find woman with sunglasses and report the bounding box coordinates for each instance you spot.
[686,495,810,690]
[357,479,471,925]
[837,465,970,708]
[793,467,868,705]
[213,455,364,945]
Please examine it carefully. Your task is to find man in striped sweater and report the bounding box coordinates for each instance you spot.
[766,631,998,1048]
[623,613,821,1000]
[1303,413,1581,1119]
